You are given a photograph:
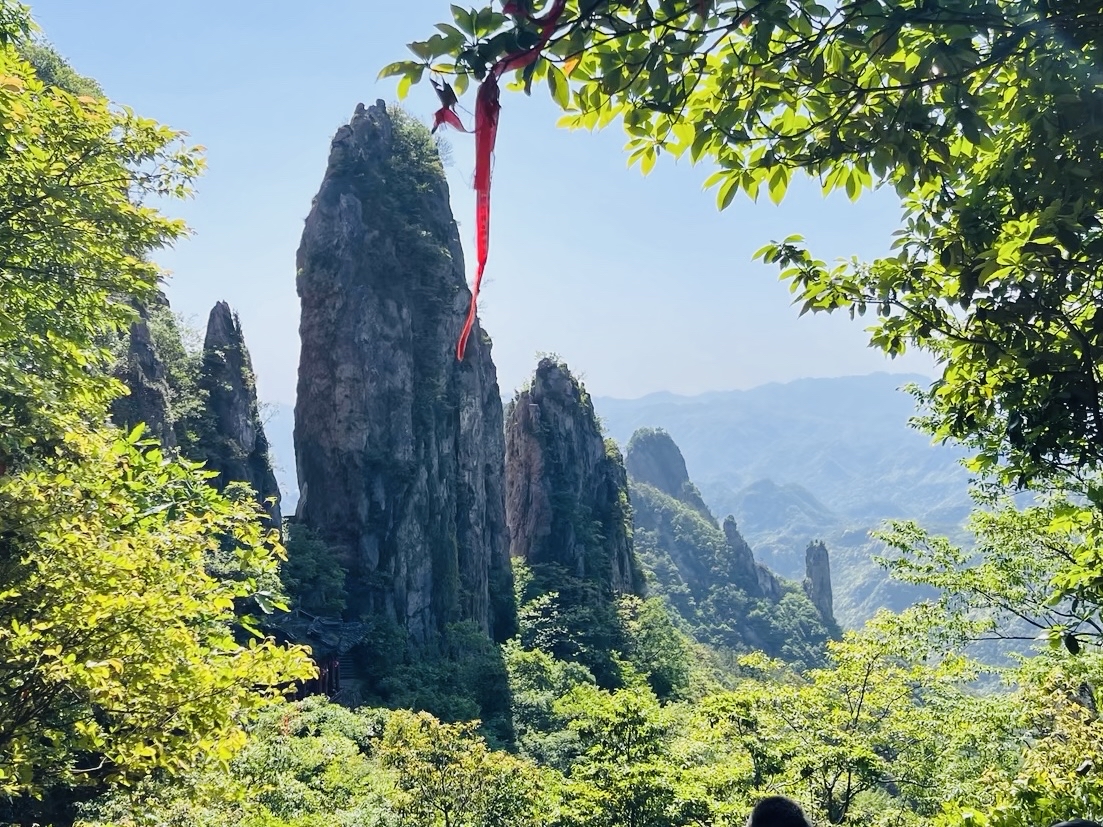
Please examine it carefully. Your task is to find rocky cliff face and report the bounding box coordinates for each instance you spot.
[111,309,176,449]
[803,540,835,624]
[721,516,782,601]
[625,428,712,521]
[626,427,836,667]
[506,358,640,596]
[625,427,782,601]
[293,101,513,644]
[112,299,284,525]
[197,301,282,526]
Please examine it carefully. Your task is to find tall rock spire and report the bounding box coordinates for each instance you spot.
[198,301,282,526]
[505,358,641,597]
[111,307,176,450]
[293,102,513,643]
[803,540,835,624]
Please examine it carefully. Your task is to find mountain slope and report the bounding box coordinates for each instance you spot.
[596,373,964,625]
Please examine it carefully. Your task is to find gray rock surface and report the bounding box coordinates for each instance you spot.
[505,358,641,596]
[722,515,783,601]
[803,540,835,623]
[625,428,713,521]
[293,101,513,643]
[198,301,282,526]
[111,310,176,449]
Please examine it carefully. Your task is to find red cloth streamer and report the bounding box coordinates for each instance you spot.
[443,0,567,361]
[456,79,501,360]
[432,107,468,134]
[431,78,469,134]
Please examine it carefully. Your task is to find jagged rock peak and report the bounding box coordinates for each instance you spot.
[722,515,782,601]
[199,301,282,526]
[803,540,835,622]
[625,428,713,521]
[111,307,175,449]
[506,358,642,596]
[293,102,513,644]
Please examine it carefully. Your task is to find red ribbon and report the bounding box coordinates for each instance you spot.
[433,0,567,360]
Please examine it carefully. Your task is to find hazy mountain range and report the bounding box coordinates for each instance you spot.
[595,372,970,624]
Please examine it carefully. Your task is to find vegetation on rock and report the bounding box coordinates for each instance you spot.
[630,476,835,670]
[293,100,514,655]
[506,359,646,686]
[625,428,835,669]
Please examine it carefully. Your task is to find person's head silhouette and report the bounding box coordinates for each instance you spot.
[1051,820,1102,827]
[747,796,814,827]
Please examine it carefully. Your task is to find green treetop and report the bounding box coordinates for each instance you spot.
[0,9,200,470]
[389,0,1103,497]
[0,8,312,818]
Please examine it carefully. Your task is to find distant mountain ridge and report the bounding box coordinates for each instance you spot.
[596,372,967,520]
[594,373,967,625]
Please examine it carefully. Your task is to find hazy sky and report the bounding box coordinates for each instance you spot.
[32,0,932,404]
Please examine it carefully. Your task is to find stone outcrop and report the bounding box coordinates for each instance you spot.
[111,308,176,449]
[625,427,836,665]
[293,101,513,644]
[111,298,282,527]
[803,540,835,623]
[624,427,782,601]
[625,428,713,521]
[722,516,783,601]
[197,301,282,526]
[506,358,641,596]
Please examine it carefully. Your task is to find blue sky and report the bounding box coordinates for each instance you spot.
[32,0,931,404]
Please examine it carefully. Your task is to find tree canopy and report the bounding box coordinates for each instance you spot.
[0,7,311,818]
[386,0,1103,642]
[0,424,309,798]
[389,0,1103,496]
[10,2,1103,824]
[0,15,199,469]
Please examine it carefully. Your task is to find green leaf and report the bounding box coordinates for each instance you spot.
[451,4,476,36]
[407,40,433,61]
[702,169,726,189]
[397,64,425,99]
[690,129,711,163]
[717,175,738,210]
[434,22,468,46]
[752,243,777,261]
[473,7,506,38]
[767,167,789,205]
[378,60,421,80]
[547,63,570,109]
[845,168,860,200]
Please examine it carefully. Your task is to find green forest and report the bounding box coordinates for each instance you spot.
[7,0,1103,826]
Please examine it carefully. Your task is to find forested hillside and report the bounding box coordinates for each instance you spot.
[0,24,312,823]
[9,3,1103,827]
[626,428,838,668]
[598,374,967,624]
